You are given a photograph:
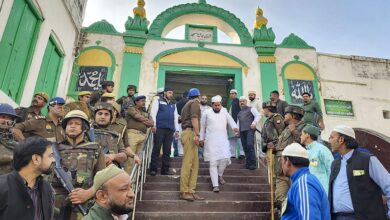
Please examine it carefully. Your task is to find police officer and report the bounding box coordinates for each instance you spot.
[15,92,49,123]
[49,110,106,220]
[0,103,19,174]
[274,105,306,210]
[78,91,92,104]
[117,84,137,117]
[13,97,66,143]
[93,102,127,166]
[100,92,116,103]
[110,102,141,168]
[261,101,285,153]
[90,80,114,106]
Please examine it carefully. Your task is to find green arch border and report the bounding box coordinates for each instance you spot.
[281,58,322,107]
[153,47,248,68]
[67,46,117,99]
[148,3,253,46]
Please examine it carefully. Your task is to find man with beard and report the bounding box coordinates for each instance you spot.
[0,103,19,175]
[229,89,245,159]
[274,105,306,210]
[83,164,135,220]
[150,88,179,175]
[117,85,137,117]
[49,110,106,220]
[13,97,66,143]
[200,95,211,113]
[93,102,127,166]
[15,92,49,123]
[270,90,288,117]
[200,95,239,192]
[0,137,55,220]
[248,91,262,113]
[237,96,261,170]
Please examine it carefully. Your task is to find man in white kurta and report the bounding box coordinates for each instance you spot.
[200,95,239,192]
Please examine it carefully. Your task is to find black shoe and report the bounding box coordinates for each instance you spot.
[161,170,171,175]
[238,155,245,159]
[248,165,257,170]
[150,170,157,176]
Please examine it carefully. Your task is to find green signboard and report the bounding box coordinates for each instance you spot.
[324,99,354,117]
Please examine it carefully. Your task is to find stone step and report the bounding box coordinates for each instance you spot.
[169,157,247,164]
[146,175,268,184]
[140,191,271,201]
[134,212,273,220]
[143,182,270,192]
[154,167,267,176]
[157,162,246,169]
[136,200,270,212]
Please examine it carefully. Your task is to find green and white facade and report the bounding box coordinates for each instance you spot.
[0,0,87,106]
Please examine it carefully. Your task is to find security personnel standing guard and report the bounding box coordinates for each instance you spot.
[15,92,49,123]
[261,102,285,153]
[0,103,19,174]
[93,102,127,166]
[117,84,137,117]
[13,97,66,143]
[90,80,114,106]
[49,110,106,220]
[274,105,306,210]
[179,88,204,201]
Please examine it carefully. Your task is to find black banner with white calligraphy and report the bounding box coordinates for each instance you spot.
[287,79,316,104]
[76,66,108,91]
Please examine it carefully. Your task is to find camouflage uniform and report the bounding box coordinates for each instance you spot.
[261,113,285,153]
[274,106,306,207]
[49,140,106,220]
[14,115,65,143]
[94,124,126,167]
[116,96,135,117]
[0,138,17,175]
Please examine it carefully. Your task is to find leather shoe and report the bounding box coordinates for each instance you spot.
[192,193,205,200]
[219,176,226,185]
[180,192,194,201]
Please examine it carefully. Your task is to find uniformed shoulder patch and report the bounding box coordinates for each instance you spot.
[35,115,47,120]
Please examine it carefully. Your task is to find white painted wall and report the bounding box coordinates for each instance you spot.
[0,0,87,106]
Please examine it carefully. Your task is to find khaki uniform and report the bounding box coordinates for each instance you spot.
[94,124,126,167]
[0,138,16,175]
[15,106,42,123]
[15,115,65,143]
[274,120,306,206]
[49,140,106,220]
[179,99,201,193]
[261,113,285,153]
[124,106,153,172]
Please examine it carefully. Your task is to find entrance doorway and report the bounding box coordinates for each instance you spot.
[165,72,234,107]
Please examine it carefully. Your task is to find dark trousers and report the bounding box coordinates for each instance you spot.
[332,213,356,220]
[150,128,174,173]
[240,129,256,167]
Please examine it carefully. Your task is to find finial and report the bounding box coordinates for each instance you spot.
[254,6,268,29]
[133,0,146,18]
[198,0,207,4]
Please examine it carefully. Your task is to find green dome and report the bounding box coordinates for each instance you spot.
[83,19,120,35]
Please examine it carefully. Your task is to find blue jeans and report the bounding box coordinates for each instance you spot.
[240,129,256,168]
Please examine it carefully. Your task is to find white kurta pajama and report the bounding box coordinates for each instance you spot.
[200,107,238,187]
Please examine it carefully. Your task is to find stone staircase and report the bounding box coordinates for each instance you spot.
[134,157,273,220]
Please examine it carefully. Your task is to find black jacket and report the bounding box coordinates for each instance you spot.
[0,171,54,220]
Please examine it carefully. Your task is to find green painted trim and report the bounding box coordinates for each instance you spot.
[48,35,65,57]
[118,52,142,97]
[16,6,43,103]
[157,64,243,97]
[278,33,315,49]
[148,37,252,48]
[260,62,278,101]
[148,3,253,46]
[153,47,247,67]
[185,24,218,43]
[281,58,321,107]
[67,46,117,97]
[26,0,44,21]
[83,19,121,35]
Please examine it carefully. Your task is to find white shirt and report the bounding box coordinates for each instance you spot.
[200,108,238,162]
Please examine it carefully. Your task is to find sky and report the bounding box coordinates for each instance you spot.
[83,0,390,59]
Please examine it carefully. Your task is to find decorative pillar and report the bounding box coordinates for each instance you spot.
[253,7,278,101]
[120,0,149,96]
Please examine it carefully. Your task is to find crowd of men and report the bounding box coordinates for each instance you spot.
[0,80,390,220]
